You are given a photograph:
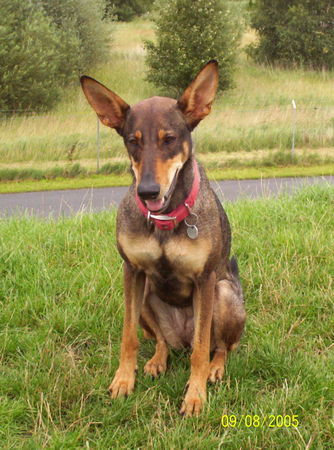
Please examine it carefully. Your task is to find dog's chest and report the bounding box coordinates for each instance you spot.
[118,232,211,278]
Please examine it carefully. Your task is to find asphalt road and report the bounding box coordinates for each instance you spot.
[0,176,333,218]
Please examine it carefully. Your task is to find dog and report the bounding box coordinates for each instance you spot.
[80,60,246,416]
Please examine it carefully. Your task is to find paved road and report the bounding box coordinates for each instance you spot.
[0,176,333,218]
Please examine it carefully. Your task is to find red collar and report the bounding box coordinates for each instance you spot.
[135,159,200,231]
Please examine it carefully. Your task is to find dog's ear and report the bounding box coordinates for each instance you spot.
[177,60,219,130]
[80,76,130,135]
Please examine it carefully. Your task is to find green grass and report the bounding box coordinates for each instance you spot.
[0,173,131,194]
[0,164,333,194]
[0,160,129,182]
[0,185,333,447]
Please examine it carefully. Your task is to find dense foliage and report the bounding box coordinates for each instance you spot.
[145,0,239,94]
[0,0,64,111]
[248,0,334,69]
[40,0,109,80]
[105,0,154,21]
[0,0,109,112]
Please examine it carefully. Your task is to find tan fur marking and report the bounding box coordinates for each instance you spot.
[100,116,113,127]
[135,130,142,140]
[155,154,183,196]
[119,233,162,270]
[164,238,212,276]
[158,129,166,140]
[130,157,141,184]
[182,141,190,162]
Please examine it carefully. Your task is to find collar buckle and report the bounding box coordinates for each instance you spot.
[150,213,176,221]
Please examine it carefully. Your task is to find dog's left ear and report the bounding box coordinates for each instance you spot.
[177,60,219,130]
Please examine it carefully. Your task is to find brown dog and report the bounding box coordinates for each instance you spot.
[81,61,245,416]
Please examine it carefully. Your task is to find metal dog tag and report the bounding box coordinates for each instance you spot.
[187,224,198,240]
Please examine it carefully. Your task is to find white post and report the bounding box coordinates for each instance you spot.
[291,99,297,157]
[96,116,100,171]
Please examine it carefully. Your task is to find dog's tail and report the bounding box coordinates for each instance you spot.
[230,255,244,304]
[230,255,240,279]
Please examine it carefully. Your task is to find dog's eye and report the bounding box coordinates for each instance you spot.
[128,137,138,146]
[164,135,176,145]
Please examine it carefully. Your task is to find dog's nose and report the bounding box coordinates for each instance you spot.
[137,182,160,200]
[137,174,160,200]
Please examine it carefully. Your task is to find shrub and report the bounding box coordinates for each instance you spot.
[105,0,154,21]
[40,0,109,76]
[0,0,109,112]
[98,162,129,175]
[0,0,64,111]
[0,164,87,182]
[145,0,240,94]
[66,163,87,178]
[248,0,334,69]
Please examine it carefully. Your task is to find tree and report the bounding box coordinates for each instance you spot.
[144,0,240,94]
[105,0,154,21]
[0,0,109,111]
[248,0,334,69]
[40,0,109,76]
[0,0,64,111]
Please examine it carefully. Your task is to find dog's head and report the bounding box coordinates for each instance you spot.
[81,61,218,212]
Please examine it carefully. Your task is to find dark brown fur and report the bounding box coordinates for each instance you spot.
[81,61,246,416]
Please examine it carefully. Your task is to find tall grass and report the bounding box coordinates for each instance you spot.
[0,186,333,447]
[1,20,334,164]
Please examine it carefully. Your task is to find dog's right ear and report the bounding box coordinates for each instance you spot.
[80,76,130,135]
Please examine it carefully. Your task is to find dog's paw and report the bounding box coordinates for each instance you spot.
[179,384,206,417]
[108,369,136,399]
[208,362,225,383]
[144,357,166,378]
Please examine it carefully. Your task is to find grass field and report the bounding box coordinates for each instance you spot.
[1,16,334,169]
[1,185,333,448]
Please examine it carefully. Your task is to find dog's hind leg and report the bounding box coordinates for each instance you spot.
[209,260,246,383]
[140,298,169,377]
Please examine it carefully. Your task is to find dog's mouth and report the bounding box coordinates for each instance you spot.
[144,169,180,213]
[145,198,165,212]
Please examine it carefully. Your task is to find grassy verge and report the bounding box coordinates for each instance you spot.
[0,164,333,194]
[0,186,333,447]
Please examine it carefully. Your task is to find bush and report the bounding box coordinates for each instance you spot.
[40,0,109,76]
[248,0,334,69]
[0,164,87,182]
[145,0,240,94]
[98,162,129,175]
[0,0,109,112]
[0,0,64,111]
[105,0,154,21]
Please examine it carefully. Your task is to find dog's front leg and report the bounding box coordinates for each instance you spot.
[109,263,145,398]
[180,271,216,416]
